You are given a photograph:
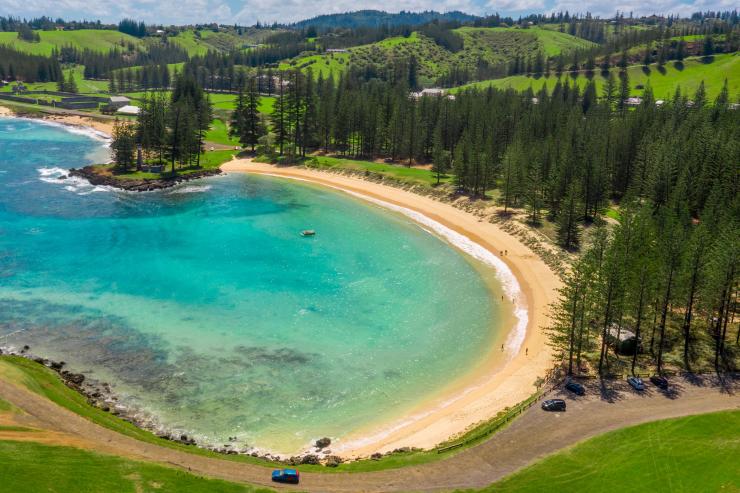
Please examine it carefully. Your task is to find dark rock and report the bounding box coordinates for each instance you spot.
[49,361,63,370]
[371,453,383,460]
[69,166,222,192]
[64,373,85,385]
[392,447,411,454]
[324,455,343,467]
[315,437,331,449]
[301,454,320,465]
[22,345,30,351]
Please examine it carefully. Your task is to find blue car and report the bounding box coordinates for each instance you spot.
[565,381,585,396]
[627,376,645,391]
[272,468,300,484]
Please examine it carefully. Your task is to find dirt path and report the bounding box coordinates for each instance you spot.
[1,375,737,492]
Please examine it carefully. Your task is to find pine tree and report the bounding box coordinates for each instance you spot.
[557,183,582,250]
[111,119,136,170]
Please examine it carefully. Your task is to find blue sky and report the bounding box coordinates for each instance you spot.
[0,0,735,26]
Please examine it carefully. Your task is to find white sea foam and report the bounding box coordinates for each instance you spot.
[30,117,111,144]
[37,167,114,195]
[169,184,212,194]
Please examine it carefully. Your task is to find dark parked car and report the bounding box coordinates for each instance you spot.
[542,399,566,411]
[650,375,669,389]
[272,469,300,484]
[627,376,645,391]
[565,381,586,396]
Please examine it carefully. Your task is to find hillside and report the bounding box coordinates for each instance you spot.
[281,26,597,85]
[292,10,478,29]
[454,53,740,100]
[0,29,143,55]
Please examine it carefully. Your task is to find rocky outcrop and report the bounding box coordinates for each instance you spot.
[315,437,331,449]
[69,165,222,192]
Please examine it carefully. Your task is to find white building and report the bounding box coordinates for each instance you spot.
[116,105,140,116]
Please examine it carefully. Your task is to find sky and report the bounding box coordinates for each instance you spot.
[0,0,736,26]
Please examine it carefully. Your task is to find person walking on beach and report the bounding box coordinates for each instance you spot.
[525,347,528,356]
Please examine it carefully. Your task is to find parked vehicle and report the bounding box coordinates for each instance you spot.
[272,469,300,484]
[542,399,567,411]
[627,376,645,391]
[565,381,585,396]
[650,375,669,389]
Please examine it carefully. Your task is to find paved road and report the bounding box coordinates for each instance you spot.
[1,375,737,492]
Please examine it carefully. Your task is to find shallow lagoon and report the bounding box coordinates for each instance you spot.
[0,118,502,454]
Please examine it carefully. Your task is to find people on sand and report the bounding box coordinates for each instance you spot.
[526,347,529,356]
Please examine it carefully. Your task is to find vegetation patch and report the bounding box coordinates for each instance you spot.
[0,440,269,493]
[479,410,740,492]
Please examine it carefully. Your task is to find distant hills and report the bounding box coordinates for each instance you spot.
[292,10,479,29]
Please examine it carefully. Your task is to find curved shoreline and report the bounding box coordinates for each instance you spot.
[221,158,561,459]
[1,108,561,459]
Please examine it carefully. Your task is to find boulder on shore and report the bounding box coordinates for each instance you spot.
[315,437,331,449]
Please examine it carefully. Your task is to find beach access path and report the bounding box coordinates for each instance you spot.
[0,373,737,492]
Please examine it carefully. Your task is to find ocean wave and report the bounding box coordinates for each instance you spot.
[169,185,212,194]
[32,118,111,143]
[37,167,114,195]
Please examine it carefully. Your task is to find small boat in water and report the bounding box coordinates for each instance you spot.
[300,230,316,237]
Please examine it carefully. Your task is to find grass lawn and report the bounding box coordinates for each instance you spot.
[0,30,142,56]
[454,53,740,100]
[205,119,240,145]
[305,155,450,187]
[1,65,109,94]
[100,149,238,180]
[478,410,740,493]
[169,30,213,56]
[0,441,269,493]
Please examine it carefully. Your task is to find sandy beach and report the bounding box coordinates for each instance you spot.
[222,158,561,458]
[0,104,113,136]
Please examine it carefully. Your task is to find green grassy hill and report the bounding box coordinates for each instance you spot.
[281,26,596,85]
[454,53,740,100]
[482,410,740,493]
[0,30,143,55]
[0,441,267,493]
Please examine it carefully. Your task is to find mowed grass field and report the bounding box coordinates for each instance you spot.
[455,53,740,100]
[0,29,142,55]
[0,441,269,493]
[0,65,109,94]
[479,410,740,493]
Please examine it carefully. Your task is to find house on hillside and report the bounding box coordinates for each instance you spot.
[108,96,131,109]
[326,48,348,53]
[624,97,642,106]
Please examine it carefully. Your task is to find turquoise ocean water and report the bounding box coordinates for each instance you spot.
[0,118,502,454]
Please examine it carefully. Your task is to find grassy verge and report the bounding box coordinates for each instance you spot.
[0,355,528,473]
[206,119,240,146]
[300,155,451,187]
[95,150,237,180]
[0,441,270,493]
[475,410,740,492]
